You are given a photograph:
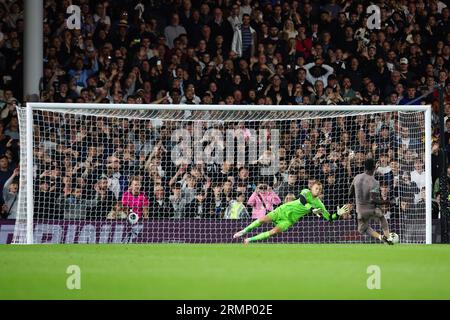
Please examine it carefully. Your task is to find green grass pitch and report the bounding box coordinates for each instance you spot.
[1,244,449,300]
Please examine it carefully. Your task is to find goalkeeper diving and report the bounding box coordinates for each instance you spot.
[233,181,351,243]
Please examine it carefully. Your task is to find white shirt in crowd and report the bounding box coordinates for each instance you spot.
[377,165,392,175]
[303,62,334,87]
[93,13,111,26]
[411,169,426,190]
[228,15,242,30]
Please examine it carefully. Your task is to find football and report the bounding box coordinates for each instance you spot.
[128,212,139,225]
[389,232,400,244]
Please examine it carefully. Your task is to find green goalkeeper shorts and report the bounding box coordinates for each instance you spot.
[267,207,295,232]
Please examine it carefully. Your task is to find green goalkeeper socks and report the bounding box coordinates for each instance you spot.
[244,220,262,233]
[248,231,271,242]
[243,220,271,242]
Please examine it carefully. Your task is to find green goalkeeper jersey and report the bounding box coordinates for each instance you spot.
[267,189,338,232]
[299,189,336,221]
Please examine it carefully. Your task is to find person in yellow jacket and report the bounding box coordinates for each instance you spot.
[224,193,250,219]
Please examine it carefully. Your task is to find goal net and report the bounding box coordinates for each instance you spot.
[13,103,432,244]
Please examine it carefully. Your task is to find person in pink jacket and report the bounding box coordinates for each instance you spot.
[247,184,281,219]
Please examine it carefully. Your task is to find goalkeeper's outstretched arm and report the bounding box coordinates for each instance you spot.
[312,199,350,222]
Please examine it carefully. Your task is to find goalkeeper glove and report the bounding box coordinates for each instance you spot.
[336,204,351,216]
[312,208,323,217]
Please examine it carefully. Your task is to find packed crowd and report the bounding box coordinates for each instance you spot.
[0,0,449,220]
[27,111,431,221]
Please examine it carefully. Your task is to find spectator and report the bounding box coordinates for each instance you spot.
[434,164,450,198]
[93,2,111,26]
[187,191,209,218]
[103,155,127,200]
[210,7,233,49]
[282,19,298,41]
[395,197,415,219]
[0,122,11,156]
[4,116,18,140]
[164,13,187,49]
[68,56,99,88]
[59,185,92,220]
[231,14,256,58]
[180,86,201,104]
[247,183,281,219]
[376,125,393,154]
[399,84,419,105]
[399,171,420,200]
[227,3,242,31]
[395,126,421,152]
[0,155,12,201]
[2,167,18,219]
[376,153,394,186]
[209,182,227,218]
[224,192,249,219]
[276,172,299,200]
[398,58,416,85]
[89,177,115,218]
[340,77,357,103]
[235,166,253,197]
[411,159,426,191]
[323,173,345,209]
[121,176,149,219]
[169,182,189,218]
[106,202,127,220]
[34,176,59,219]
[303,58,334,87]
[150,184,172,217]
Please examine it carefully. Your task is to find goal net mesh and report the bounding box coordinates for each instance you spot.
[13,105,427,244]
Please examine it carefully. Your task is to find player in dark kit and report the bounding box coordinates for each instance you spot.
[349,158,394,245]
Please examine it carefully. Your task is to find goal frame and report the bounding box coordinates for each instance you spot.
[20,103,433,244]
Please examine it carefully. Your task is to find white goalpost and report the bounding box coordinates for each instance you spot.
[13,103,432,244]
